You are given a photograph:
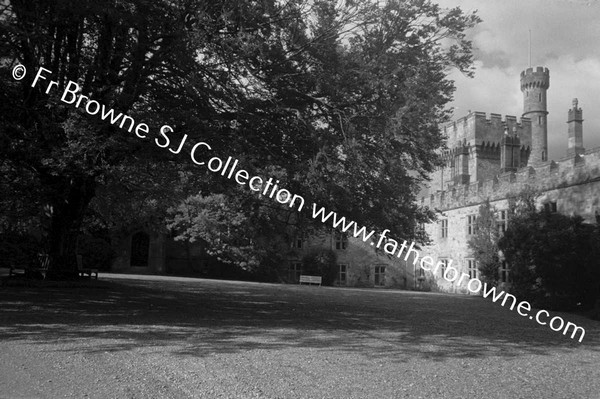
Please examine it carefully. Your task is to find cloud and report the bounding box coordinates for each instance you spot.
[436,0,600,159]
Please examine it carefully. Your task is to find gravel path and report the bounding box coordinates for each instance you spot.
[0,273,599,398]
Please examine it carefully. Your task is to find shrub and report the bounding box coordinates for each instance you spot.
[499,211,600,311]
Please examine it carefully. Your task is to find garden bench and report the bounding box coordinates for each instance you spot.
[9,253,50,279]
[299,275,322,286]
[77,254,99,279]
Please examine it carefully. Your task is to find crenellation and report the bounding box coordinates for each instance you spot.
[515,166,536,183]
[427,149,600,211]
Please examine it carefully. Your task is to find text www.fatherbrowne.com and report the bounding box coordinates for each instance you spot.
[312,205,586,343]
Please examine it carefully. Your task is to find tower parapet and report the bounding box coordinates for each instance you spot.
[521,67,550,166]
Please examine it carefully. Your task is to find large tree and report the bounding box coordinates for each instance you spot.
[168,0,481,264]
[1,0,479,276]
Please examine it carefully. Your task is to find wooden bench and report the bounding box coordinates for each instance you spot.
[299,275,322,286]
[77,254,99,279]
[9,253,50,279]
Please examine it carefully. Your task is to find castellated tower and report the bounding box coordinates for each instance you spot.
[567,98,584,156]
[521,66,550,165]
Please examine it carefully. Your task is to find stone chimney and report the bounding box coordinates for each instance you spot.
[567,98,584,157]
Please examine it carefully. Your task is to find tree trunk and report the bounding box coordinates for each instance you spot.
[44,175,96,279]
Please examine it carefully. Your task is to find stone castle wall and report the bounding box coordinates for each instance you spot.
[423,146,600,220]
[420,146,600,294]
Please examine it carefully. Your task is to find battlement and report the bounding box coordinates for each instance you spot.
[520,66,550,90]
[442,111,532,149]
[423,146,600,211]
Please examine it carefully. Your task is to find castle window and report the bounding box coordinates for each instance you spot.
[291,236,304,249]
[467,259,477,279]
[438,258,449,276]
[538,116,543,125]
[538,93,542,102]
[467,215,478,235]
[374,265,386,286]
[415,222,426,236]
[497,210,508,235]
[338,264,348,285]
[440,219,448,238]
[289,262,302,282]
[334,232,348,250]
[544,201,557,213]
[499,261,510,283]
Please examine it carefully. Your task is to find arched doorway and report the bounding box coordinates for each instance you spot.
[130,231,150,267]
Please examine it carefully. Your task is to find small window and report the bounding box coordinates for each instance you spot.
[499,261,510,283]
[374,265,386,286]
[334,232,348,250]
[440,219,448,238]
[338,264,348,285]
[544,201,557,213]
[538,93,542,102]
[291,237,304,249]
[467,215,478,235]
[289,262,302,282]
[438,258,449,276]
[497,210,507,235]
[467,259,477,279]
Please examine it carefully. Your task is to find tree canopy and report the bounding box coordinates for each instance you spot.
[0,0,480,275]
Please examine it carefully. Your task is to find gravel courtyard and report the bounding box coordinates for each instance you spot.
[1,274,599,399]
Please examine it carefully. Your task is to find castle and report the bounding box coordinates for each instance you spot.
[108,66,600,294]
[420,66,600,293]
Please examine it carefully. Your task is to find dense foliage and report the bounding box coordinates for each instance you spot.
[1,0,480,276]
[499,209,600,310]
[467,199,501,286]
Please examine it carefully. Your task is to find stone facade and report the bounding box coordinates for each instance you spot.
[421,65,600,294]
[284,231,417,289]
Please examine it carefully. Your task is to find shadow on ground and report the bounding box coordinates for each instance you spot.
[1,275,598,363]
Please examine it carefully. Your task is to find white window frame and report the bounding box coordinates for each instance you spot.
[438,258,449,277]
[338,263,348,285]
[334,232,348,250]
[467,214,477,235]
[440,219,448,238]
[467,259,477,279]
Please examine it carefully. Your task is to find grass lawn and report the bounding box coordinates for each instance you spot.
[1,273,599,398]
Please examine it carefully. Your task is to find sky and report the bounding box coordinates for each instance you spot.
[434,0,600,161]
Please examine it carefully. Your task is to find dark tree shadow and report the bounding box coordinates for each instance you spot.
[0,276,598,363]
